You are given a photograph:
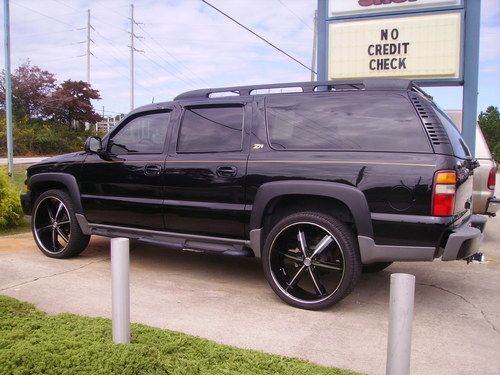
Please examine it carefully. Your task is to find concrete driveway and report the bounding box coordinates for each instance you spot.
[1,219,499,375]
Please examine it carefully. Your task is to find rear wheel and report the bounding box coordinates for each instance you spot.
[262,212,361,310]
[32,189,90,258]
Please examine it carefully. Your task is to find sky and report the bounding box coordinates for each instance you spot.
[0,0,499,118]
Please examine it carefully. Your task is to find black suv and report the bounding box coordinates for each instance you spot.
[20,79,484,310]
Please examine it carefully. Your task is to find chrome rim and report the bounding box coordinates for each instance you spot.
[268,221,345,304]
[33,196,71,254]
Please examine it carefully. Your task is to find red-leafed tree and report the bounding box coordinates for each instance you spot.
[49,80,102,126]
[0,61,56,119]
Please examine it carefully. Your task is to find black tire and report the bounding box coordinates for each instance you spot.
[262,211,362,310]
[362,262,393,273]
[31,189,90,258]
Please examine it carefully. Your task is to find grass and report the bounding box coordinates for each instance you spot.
[0,163,29,193]
[0,295,358,375]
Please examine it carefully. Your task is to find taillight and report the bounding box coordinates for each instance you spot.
[432,170,457,216]
[487,167,497,190]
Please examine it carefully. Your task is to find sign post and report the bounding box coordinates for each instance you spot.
[317,0,480,155]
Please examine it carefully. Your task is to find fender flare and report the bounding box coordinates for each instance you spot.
[28,173,84,214]
[249,180,373,238]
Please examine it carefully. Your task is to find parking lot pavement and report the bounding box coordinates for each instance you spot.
[1,219,499,375]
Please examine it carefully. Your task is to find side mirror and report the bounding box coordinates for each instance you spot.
[84,136,103,154]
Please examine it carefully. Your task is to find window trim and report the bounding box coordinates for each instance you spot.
[264,92,433,154]
[106,109,172,156]
[176,104,245,154]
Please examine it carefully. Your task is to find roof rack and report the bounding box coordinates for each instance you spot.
[174,79,414,101]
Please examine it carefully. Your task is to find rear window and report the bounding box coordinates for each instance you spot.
[266,93,432,152]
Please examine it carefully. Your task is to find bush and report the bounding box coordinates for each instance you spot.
[493,143,500,164]
[0,169,24,228]
[0,117,100,157]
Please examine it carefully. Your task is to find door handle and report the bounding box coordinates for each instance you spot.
[144,164,162,176]
[216,165,237,177]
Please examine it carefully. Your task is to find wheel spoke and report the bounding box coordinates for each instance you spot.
[279,251,303,263]
[36,224,53,234]
[312,260,343,272]
[55,202,64,221]
[56,227,69,243]
[310,235,334,259]
[47,203,55,222]
[297,229,308,257]
[57,220,70,226]
[308,267,327,295]
[52,228,58,251]
[286,265,306,291]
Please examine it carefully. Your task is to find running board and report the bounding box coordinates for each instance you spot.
[89,223,254,257]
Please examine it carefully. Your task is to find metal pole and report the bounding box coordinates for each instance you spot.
[130,4,134,111]
[461,0,481,156]
[311,10,318,81]
[86,9,91,84]
[3,0,14,180]
[386,273,415,375]
[316,0,328,81]
[111,237,130,344]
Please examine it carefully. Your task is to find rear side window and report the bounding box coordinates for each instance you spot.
[266,93,431,152]
[435,109,471,159]
[178,105,243,153]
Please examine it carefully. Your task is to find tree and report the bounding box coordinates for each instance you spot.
[0,61,56,119]
[478,105,500,162]
[49,80,102,126]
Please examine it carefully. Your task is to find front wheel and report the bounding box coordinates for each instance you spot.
[32,189,90,258]
[262,212,361,310]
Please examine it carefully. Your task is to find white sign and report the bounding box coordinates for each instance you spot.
[328,12,462,80]
[329,0,462,17]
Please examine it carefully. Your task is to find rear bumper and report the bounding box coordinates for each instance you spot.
[441,218,483,261]
[486,197,499,216]
[359,213,483,263]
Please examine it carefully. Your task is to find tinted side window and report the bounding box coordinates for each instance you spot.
[109,112,171,154]
[177,105,243,153]
[435,109,471,159]
[266,93,431,152]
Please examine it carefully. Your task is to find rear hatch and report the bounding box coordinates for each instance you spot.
[432,108,476,222]
[409,91,475,223]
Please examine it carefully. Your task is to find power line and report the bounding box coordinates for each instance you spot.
[276,0,313,31]
[200,0,315,74]
[136,23,211,87]
[11,2,76,27]
[135,37,200,89]
[93,54,156,97]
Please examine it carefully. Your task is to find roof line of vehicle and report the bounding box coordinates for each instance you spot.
[173,78,417,101]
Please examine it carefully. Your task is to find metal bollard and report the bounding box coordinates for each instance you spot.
[111,237,130,344]
[386,273,415,375]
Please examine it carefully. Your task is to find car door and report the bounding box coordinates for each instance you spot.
[163,100,251,239]
[80,109,173,229]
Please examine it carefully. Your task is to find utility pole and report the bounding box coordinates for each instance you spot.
[129,4,143,111]
[3,0,14,179]
[130,4,134,111]
[311,10,318,81]
[86,9,91,83]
